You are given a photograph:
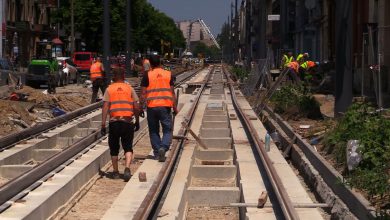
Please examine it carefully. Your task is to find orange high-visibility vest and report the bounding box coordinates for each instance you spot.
[90,62,103,80]
[287,61,299,73]
[107,82,134,117]
[145,68,173,108]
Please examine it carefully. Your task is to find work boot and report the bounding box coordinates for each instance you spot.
[110,171,120,179]
[158,148,166,162]
[124,167,131,182]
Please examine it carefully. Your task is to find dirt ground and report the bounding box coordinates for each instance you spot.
[60,130,152,220]
[0,84,91,138]
[186,206,239,220]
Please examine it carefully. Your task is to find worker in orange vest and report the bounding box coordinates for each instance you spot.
[101,67,140,181]
[90,57,107,103]
[286,61,301,82]
[140,55,178,162]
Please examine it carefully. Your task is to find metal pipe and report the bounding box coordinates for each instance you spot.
[70,0,74,55]
[377,27,383,109]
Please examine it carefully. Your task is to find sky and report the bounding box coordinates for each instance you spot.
[147,0,232,36]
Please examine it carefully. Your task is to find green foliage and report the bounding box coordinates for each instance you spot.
[324,103,390,213]
[231,66,249,81]
[270,84,321,119]
[53,0,185,54]
[192,42,220,59]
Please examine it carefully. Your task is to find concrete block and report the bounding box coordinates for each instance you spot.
[202,115,227,122]
[33,149,62,162]
[206,103,224,110]
[199,128,231,138]
[194,149,233,161]
[202,121,229,129]
[0,144,34,166]
[0,165,35,179]
[186,187,240,206]
[200,137,232,149]
[204,110,226,116]
[191,165,236,179]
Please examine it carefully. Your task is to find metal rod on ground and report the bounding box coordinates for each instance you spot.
[230,203,330,208]
[181,121,208,149]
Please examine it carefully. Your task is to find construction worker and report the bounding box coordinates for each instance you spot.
[300,61,317,81]
[142,56,151,75]
[296,52,309,65]
[101,68,140,181]
[286,61,301,82]
[281,51,294,69]
[90,57,107,103]
[140,55,178,162]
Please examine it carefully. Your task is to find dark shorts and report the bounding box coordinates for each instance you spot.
[108,121,134,156]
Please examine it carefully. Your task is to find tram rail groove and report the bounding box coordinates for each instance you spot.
[261,105,376,219]
[133,66,214,220]
[223,67,300,220]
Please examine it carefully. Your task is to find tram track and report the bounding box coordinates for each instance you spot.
[0,67,203,219]
[127,64,325,220]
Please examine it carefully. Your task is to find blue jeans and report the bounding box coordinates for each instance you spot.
[147,107,173,155]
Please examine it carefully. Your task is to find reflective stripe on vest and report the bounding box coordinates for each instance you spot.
[300,61,308,69]
[145,68,173,108]
[90,62,103,80]
[107,82,134,117]
[283,55,293,67]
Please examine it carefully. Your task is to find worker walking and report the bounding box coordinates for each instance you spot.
[90,57,107,103]
[101,68,140,181]
[140,55,178,162]
[281,51,294,69]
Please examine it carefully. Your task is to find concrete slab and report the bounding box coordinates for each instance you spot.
[194,149,233,161]
[102,159,163,220]
[32,149,62,162]
[186,187,240,206]
[0,164,35,179]
[190,165,237,179]
[200,137,232,149]
[199,128,231,138]
[157,143,196,220]
[202,121,229,129]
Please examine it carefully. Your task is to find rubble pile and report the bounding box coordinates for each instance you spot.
[0,85,91,138]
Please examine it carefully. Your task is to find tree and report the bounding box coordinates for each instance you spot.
[53,0,185,54]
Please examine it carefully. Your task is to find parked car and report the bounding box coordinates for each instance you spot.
[26,59,59,93]
[56,57,78,85]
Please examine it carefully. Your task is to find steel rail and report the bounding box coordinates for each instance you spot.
[133,66,213,220]
[0,68,200,152]
[0,130,103,209]
[223,66,300,220]
[261,105,376,219]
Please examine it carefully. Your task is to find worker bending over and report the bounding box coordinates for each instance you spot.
[281,51,294,69]
[296,52,309,65]
[140,55,178,162]
[101,68,140,181]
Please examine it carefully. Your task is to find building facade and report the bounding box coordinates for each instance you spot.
[4,0,57,66]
